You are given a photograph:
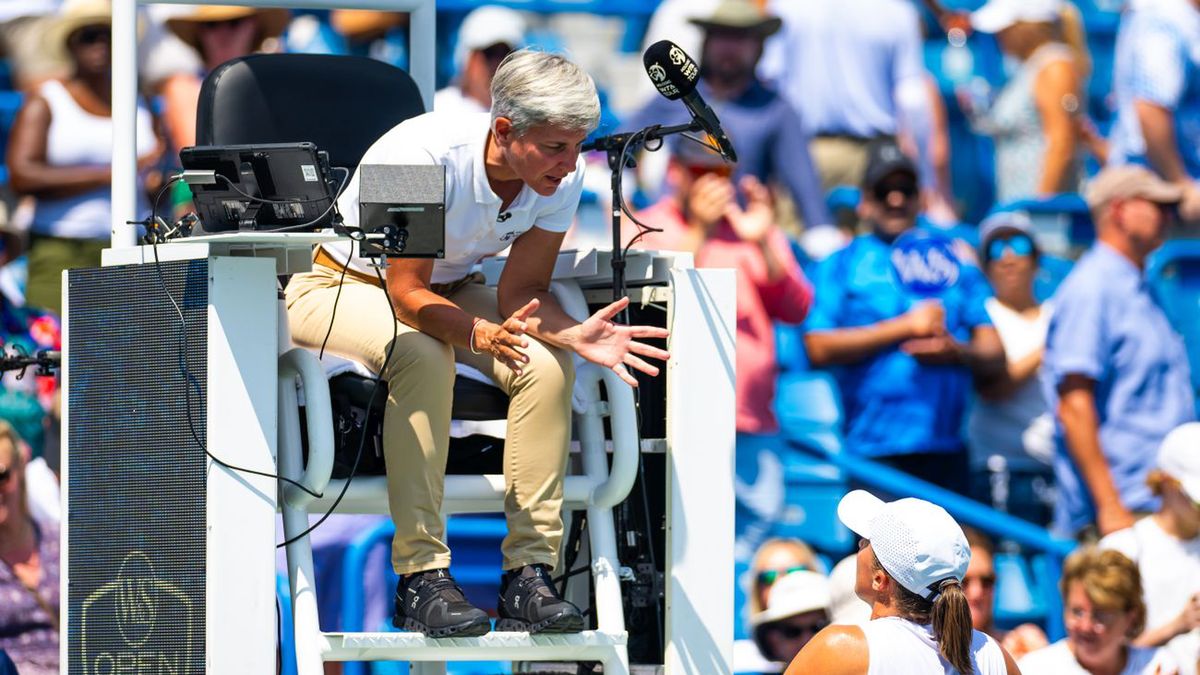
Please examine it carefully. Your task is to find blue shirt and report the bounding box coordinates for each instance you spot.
[1109,0,1200,178]
[1042,243,1195,535]
[758,0,927,139]
[806,232,993,457]
[628,80,832,229]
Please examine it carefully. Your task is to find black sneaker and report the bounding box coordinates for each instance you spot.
[393,569,491,637]
[495,564,585,633]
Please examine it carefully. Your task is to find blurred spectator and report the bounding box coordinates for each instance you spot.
[0,421,58,675]
[966,212,1055,522]
[962,527,1049,660]
[628,0,834,251]
[1109,0,1200,222]
[827,553,872,626]
[329,10,408,71]
[1018,547,1179,674]
[965,0,1087,203]
[749,570,833,669]
[803,139,1005,495]
[6,0,161,315]
[758,0,937,201]
[1042,166,1195,538]
[159,5,289,151]
[0,0,64,90]
[1101,422,1200,674]
[746,538,826,619]
[630,138,812,574]
[434,6,524,115]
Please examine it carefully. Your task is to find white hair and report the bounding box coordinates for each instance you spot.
[490,49,600,136]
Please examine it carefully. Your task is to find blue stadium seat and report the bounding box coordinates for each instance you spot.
[992,552,1048,628]
[774,321,809,374]
[1034,254,1074,302]
[1147,239,1200,403]
[775,371,843,457]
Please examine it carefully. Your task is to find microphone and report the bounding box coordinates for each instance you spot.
[642,40,738,164]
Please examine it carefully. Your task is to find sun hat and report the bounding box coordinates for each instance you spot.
[1158,422,1200,503]
[837,490,971,601]
[1085,164,1185,211]
[46,0,115,61]
[166,5,290,53]
[749,570,833,628]
[688,0,783,37]
[971,0,1062,34]
[453,5,526,71]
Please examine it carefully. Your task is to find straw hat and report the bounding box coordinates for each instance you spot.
[46,0,114,61]
[166,5,290,52]
[688,0,783,37]
[329,10,405,40]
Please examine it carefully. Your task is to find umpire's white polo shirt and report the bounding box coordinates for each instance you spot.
[319,111,585,285]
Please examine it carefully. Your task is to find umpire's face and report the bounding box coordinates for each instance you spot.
[493,117,588,197]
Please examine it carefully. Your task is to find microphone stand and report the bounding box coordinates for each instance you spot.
[582,120,702,316]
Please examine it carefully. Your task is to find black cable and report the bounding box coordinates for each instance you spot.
[149,239,324,500]
[276,261,397,549]
[213,167,351,234]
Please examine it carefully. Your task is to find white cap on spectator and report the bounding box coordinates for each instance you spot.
[837,490,971,601]
[1158,422,1200,503]
[971,0,1062,34]
[454,6,526,69]
[828,554,872,626]
[750,570,832,627]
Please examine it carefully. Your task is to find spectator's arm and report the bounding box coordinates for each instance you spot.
[1034,59,1081,194]
[965,324,1006,383]
[1134,592,1200,648]
[979,346,1044,401]
[6,94,112,199]
[1057,374,1135,536]
[159,73,201,153]
[773,102,834,228]
[755,229,813,325]
[804,318,915,366]
[1137,100,1190,184]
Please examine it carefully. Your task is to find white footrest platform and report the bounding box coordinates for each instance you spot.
[324,630,628,662]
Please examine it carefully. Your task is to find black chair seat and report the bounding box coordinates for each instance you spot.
[328,371,510,422]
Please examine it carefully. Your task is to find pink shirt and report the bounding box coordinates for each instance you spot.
[631,200,812,433]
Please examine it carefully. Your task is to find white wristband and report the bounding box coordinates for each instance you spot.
[469,318,484,355]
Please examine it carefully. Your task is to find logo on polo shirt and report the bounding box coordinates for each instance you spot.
[890,230,961,297]
[500,230,521,242]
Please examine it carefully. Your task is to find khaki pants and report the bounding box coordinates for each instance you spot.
[809,136,872,194]
[27,234,106,315]
[284,263,574,575]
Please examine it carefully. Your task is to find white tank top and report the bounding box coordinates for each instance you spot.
[863,617,1008,675]
[30,79,155,239]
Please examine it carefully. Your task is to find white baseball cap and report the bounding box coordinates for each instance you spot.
[750,570,832,627]
[454,6,526,69]
[971,0,1062,34]
[837,490,971,601]
[1158,422,1200,503]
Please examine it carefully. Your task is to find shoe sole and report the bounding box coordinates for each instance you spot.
[393,614,492,638]
[495,610,585,634]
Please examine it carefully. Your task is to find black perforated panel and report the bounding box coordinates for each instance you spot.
[66,259,208,675]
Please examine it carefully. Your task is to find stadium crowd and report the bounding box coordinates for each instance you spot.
[0,0,1198,672]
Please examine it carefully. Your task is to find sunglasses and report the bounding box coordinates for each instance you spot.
[756,564,809,587]
[71,25,111,46]
[872,180,919,202]
[963,574,997,590]
[767,619,830,639]
[0,464,10,486]
[987,234,1034,262]
[480,43,514,64]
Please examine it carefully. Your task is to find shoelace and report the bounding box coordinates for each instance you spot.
[418,575,469,604]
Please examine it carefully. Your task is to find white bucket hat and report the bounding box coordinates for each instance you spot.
[1158,422,1200,503]
[971,0,1062,34]
[750,570,832,628]
[837,490,971,601]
